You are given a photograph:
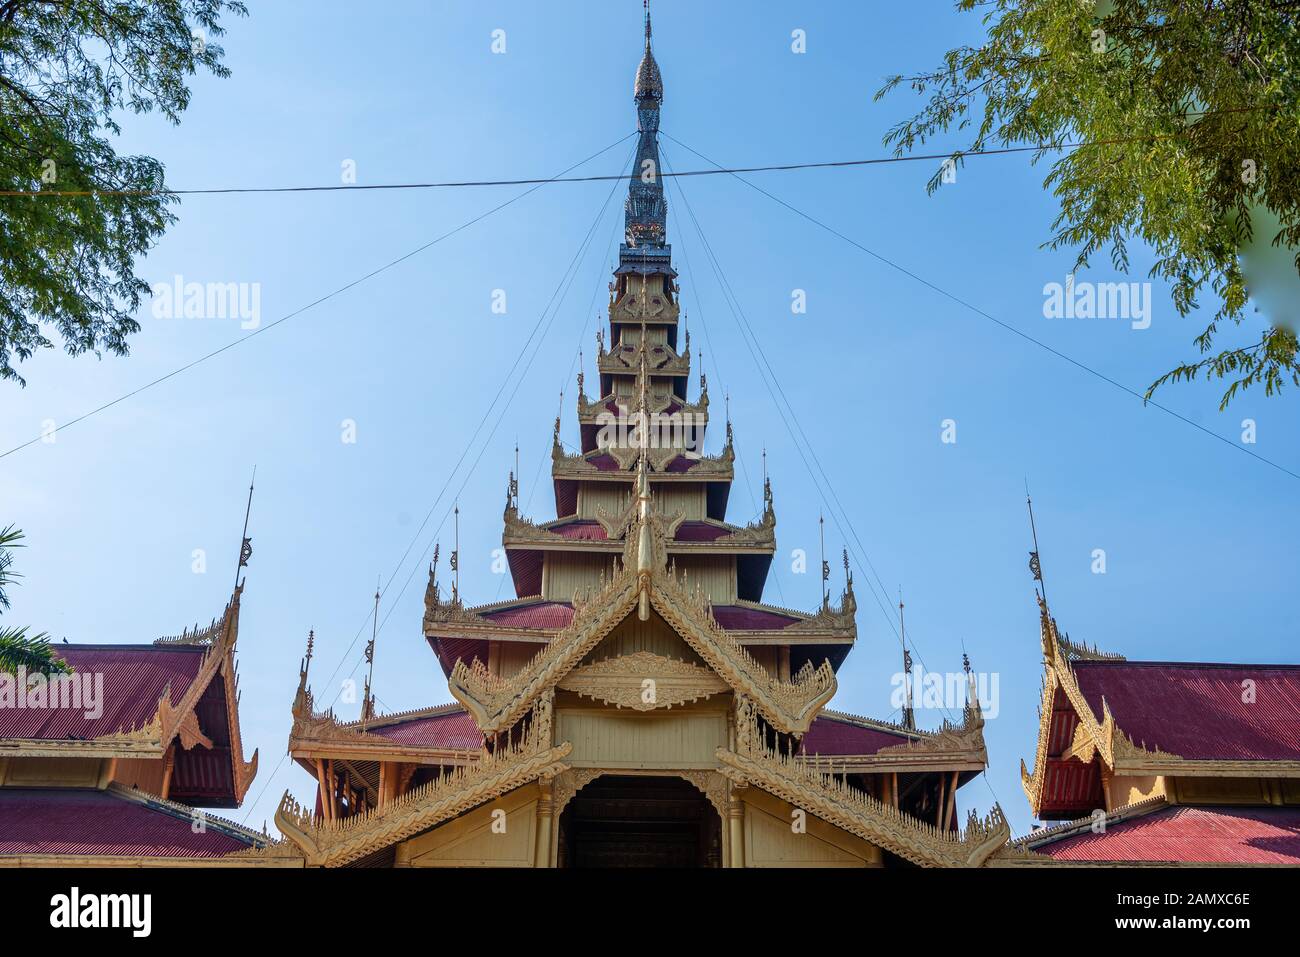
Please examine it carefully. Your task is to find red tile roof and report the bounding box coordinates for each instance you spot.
[547,520,609,541]
[799,714,912,756]
[1072,661,1300,760]
[366,707,483,750]
[480,601,576,629]
[0,645,207,740]
[541,519,733,544]
[1035,804,1300,864]
[674,521,731,542]
[0,788,254,859]
[711,605,800,631]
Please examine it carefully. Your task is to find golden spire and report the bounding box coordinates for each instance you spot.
[634,335,655,621]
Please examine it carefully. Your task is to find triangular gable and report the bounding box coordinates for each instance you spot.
[448,558,837,735]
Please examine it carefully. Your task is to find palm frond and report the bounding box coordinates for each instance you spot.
[0,628,71,675]
[0,524,24,611]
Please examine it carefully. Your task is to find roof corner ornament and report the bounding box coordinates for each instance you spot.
[425,544,442,616]
[899,589,915,731]
[962,650,984,728]
[293,629,314,716]
[361,581,379,729]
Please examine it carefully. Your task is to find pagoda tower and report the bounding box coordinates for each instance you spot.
[268,8,1005,869]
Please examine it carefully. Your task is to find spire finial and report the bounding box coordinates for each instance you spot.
[362,579,379,728]
[899,588,915,731]
[1025,480,1048,605]
[234,466,256,590]
[294,628,314,711]
[451,503,460,602]
[819,514,829,608]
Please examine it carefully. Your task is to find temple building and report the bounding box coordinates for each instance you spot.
[258,10,1005,869]
[1013,593,1300,865]
[0,583,275,866]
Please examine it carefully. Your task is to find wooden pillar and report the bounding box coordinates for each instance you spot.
[891,772,899,809]
[935,774,947,828]
[535,781,554,867]
[943,770,958,831]
[727,792,745,868]
[314,760,331,823]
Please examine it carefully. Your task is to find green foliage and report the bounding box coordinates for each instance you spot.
[0,0,246,385]
[876,0,1300,408]
[0,525,68,674]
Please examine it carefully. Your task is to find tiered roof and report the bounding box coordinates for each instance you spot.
[0,585,258,808]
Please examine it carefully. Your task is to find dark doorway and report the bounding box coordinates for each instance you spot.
[558,775,722,867]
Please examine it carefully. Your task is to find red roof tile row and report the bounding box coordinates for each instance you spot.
[1035,804,1300,864]
[1072,661,1300,761]
[711,605,800,630]
[480,601,576,629]
[540,519,736,544]
[798,714,912,756]
[0,788,253,859]
[366,708,483,750]
[0,645,206,741]
[472,601,802,633]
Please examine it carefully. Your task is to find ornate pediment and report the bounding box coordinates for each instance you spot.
[273,703,570,868]
[558,651,729,711]
[450,509,838,736]
[718,710,1010,868]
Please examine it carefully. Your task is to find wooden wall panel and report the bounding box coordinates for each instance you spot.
[543,553,617,601]
[742,790,881,868]
[583,610,702,665]
[397,784,539,867]
[557,707,727,770]
[577,484,629,520]
[674,555,737,604]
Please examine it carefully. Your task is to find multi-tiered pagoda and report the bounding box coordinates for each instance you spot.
[264,10,1001,869]
[3,8,1295,871]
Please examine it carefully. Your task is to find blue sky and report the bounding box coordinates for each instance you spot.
[2,0,1296,837]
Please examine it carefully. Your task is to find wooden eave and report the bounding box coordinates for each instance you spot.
[288,700,481,768]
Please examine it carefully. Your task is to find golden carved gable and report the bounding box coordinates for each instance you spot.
[559,650,729,711]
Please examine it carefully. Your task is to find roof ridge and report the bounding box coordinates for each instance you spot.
[1016,796,1169,848]
[730,598,810,620]
[106,783,267,846]
[463,595,552,615]
[1076,659,1300,670]
[336,700,466,729]
[818,708,925,738]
